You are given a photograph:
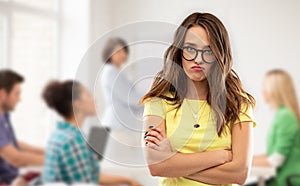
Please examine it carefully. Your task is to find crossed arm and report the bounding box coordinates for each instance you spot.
[184,121,253,185]
[143,116,232,178]
[144,115,253,185]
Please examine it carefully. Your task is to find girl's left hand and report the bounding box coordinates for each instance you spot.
[144,127,173,153]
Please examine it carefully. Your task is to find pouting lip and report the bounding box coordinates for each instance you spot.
[191,65,205,70]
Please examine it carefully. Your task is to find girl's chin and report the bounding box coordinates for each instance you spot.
[189,76,207,82]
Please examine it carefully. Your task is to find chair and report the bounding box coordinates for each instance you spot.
[87,126,110,160]
[286,174,300,186]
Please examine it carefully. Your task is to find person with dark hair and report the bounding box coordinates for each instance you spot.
[41,80,141,185]
[102,37,129,66]
[0,69,44,185]
[141,12,256,186]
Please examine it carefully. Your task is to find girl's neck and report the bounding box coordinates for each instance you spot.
[186,79,208,100]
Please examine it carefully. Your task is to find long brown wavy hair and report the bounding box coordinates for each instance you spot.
[140,12,255,136]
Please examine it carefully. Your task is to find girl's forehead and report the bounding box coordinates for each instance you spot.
[184,26,210,47]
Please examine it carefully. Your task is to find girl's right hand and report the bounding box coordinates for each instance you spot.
[144,127,173,153]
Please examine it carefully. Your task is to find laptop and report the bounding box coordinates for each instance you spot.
[87,126,110,161]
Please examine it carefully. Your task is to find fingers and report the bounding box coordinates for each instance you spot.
[153,127,166,138]
[144,126,165,143]
[144,135,161,146]
[146,141,160,150]
[144,126,168,151]
[145,129,164,141]
[144,129,163,150]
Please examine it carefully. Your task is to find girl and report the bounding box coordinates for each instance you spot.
[141,12,256,186]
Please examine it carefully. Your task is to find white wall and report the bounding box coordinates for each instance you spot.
[90,0,300,154]
[87,0,111,120]
[34,0,92,144]
[59,0,90,80]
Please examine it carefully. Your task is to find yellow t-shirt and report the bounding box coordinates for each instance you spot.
[143,97,255,186]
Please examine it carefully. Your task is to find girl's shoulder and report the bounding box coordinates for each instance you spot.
[144,92,174,102]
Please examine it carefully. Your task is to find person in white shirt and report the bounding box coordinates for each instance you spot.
[100,37,144,165]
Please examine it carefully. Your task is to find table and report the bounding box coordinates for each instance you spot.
[20,163,157,186]
[245,166,276,186]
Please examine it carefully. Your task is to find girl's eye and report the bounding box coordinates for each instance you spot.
[186,46,195,51]
[205,50,214,55]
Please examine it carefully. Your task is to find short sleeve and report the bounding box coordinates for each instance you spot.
[234,103,256,127]
[273,109,298,157]
[0,126,11,149]
[143,97,166,119]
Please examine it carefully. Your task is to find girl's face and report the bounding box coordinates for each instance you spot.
[182,26,215,82]
[110,45,128,68]
[73,85,97,117]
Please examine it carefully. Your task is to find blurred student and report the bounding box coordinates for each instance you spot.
[42,80,141,186]
[100,37,144,165]
[252,69,300,186]
[101,37,143,130]
[0,69,44,185]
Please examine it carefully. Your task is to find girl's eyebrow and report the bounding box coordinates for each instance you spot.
[183,42,197,47]
[183,42,210,48]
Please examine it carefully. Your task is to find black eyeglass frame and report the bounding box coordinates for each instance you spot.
[181,46,216,64]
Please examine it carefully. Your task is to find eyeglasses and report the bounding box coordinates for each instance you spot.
[181,46,216,64]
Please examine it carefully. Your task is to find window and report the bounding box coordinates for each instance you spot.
[0,15,6,67]
[1,0,59,146]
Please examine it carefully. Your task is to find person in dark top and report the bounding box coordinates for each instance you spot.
[0,69,44,185]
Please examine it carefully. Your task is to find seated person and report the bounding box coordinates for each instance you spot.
[251,69,300,186]
[41,80,141,186]
[0,69,44,185]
